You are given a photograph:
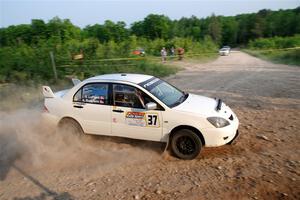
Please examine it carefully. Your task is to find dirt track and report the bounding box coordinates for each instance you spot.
[0,51,300,200]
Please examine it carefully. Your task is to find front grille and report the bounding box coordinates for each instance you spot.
[229,114,234,121]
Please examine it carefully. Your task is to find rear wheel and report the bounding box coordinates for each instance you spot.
[171,129,202,160]
[57,118,84,144]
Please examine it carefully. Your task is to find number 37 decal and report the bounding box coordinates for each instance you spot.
[146,114,159,127]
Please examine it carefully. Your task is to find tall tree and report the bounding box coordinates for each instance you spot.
[221,17,238,46]
[208,14,222,45]
[140,14,171,40]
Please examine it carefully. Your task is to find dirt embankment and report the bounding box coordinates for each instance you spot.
[0,51,299,200]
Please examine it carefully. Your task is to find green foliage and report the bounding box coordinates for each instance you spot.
[0,7,300,83]
[246,35,300,66]
[248,35,300,49]
[245,49,300,66]
[83,20,129,43]
[0,44,52,83]
[208,14,222,45]
[131,14,172,40]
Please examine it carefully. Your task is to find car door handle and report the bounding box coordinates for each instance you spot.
[73,105,84,109]
[113,109,124,113]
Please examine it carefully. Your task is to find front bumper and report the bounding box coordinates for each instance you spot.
[219,52,228,56]
[202,114,239,147]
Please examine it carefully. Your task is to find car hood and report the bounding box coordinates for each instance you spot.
[173,93,220,117]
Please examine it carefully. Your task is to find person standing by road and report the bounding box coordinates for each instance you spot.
[171,47,175,56]
[161,47,167,62]
[177,47,185,60]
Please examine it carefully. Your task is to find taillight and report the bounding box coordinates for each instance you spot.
[43,105,49,113]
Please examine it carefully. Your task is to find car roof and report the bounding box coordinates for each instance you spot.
[86,73,154,84]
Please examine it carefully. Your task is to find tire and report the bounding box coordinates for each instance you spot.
[57,118,84,144]
[171,129,202,160]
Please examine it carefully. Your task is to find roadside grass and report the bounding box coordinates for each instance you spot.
[3,52,216,85]
[0,54,218,113]
[58,60,179,81]
[0,60,179,111]
[0,54,218,111]
[243,49,300,66]
[1,58,179,84]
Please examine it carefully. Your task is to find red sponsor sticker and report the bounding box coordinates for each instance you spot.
[126,112,145,119]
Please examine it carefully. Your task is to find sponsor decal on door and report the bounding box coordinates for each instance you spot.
[125,112,160,127]
[125,112,146,127]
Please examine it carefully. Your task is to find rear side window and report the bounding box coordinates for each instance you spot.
[73,89,82,102]
[73,83,109,105]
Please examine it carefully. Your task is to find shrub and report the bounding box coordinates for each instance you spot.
[248,35,300,49]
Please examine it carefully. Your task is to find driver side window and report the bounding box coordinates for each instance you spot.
[113,84,161,109]
[113,84,145,109]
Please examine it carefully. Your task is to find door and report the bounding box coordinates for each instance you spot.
[111,84,163,141]
[72,83,112,135]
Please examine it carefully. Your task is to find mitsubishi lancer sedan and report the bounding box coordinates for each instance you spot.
[42,73,239,159]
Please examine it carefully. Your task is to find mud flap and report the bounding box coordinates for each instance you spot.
[162,135,170,157]
[164,137,170,152]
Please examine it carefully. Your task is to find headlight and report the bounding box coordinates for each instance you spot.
[207,117,230,128]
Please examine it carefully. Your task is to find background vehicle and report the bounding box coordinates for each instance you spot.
[132,49,145,56]
[219,48,230,56]
[43,74,239,159]
[222,46,231,52]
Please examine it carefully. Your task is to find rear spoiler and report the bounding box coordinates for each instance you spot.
[42,86,55,98]
[72,78,81,86]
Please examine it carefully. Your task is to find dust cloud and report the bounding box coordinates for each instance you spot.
[0,109,78,167]
[0,107,162,177]
[0,84,162,182]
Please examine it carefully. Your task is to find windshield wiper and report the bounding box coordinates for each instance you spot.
[169,92,189,108]
[177,92,188,103]
[184,91,189,98]
[182,91,189,99]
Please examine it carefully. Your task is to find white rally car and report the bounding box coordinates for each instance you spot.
[42,74,239,159]
[219,48,230,56]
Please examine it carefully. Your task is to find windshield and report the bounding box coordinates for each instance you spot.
[139,77,188,107]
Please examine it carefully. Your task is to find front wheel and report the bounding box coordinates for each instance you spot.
[171,129,202,160]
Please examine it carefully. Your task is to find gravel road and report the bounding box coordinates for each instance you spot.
[167,51,300,109]
[0,51,299,200]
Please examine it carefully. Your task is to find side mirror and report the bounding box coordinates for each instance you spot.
[145,102,157,110]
